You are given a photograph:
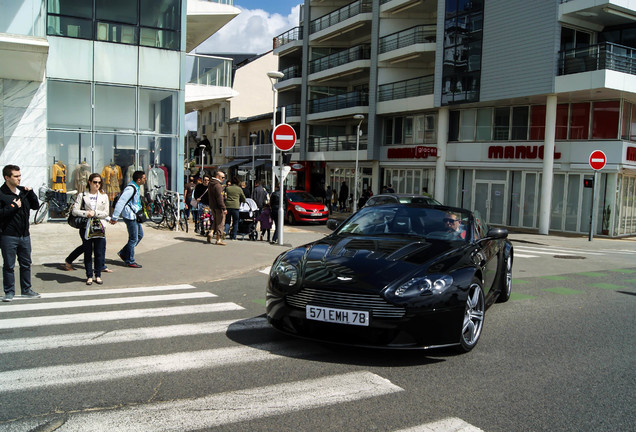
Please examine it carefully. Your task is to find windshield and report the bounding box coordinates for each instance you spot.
[335,205,471,242]
[287,192,319,203]
[398,196,442,206]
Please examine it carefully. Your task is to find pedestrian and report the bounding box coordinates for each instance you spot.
[192,175,210,234]
[71,173,109,285]
[224,176,246,240]
[338,181,348,212]
[0,164,40,302]
[255,203,273,242]
[270,185,285,243]
[109,170,146,268]
[207,170,227,245]
[240,180,250,199]
[252,180,268,209]
[386,184,395,193]
[325,185,332,214]
[184,175,195,221]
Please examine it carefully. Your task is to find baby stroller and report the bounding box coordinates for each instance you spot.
[237,198,260,240]
[199,206,212,235]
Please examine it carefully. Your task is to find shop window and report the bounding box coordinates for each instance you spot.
[94,133,135,204]
[591,101,619,139]
[48,81,91,130]
[140,136,175,190]
[511,106,529,140]
[94,85,136,132]
[555,104,569,140]
[530,105,546,141]
[493,107,510,140]
[476,108,492,140]
[460,109,476,141]
[47,131,92,193]
[569,103,590,139]
[139,88,177,134]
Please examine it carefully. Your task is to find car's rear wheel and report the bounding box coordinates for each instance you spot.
[496,255,512,303]
[458,278,485,352]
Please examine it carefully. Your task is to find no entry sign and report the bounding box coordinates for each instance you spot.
[272,123,296,152]
[589,150,607,171]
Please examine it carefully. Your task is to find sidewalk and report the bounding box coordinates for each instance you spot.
[15,216,636,293]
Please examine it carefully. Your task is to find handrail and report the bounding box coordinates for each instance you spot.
[310,0,372,34]
[273,26,303,49]
[558,42,636,76]
[378,75,434,102]
[309,45,371,74]
[379,25,436,54]
[308,90,369,114]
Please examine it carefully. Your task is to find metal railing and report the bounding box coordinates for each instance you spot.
[285,103,301,117]
[558,42,636,76]
[206,0,234,4]
[273,26,303,49]
[379,25,436,54]
[310,0,372,34]
[225,143,273,158]
[185,54,233,87]
[309,45,371,74]
[308,135,368,152]
[281,65,302,80]
[378,75,434,102]
[308,90,369,114]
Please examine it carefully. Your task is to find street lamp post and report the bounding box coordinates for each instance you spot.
[250,133,257,195]
[352,114,365,213]
[267,71,284,193]
[198,143,206,176]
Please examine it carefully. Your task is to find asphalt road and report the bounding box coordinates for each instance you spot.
[0,227,634,431]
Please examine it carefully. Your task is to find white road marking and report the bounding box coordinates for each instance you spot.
[19,372,403,431]
[0,292,215,313]
[259,266,271,274]
[0,302,243,330]
[515,246,603,255]
[27,284,202,299]
[514,253,539,258]
[0,343,321,393]
[394,417,484,431]
[0,317,269,354]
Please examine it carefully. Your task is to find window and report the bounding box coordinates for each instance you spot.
[460,109,476,141]
[47,81,91,130]
[556,104,569,140]
[449,110,460,141]
[96,0,137,25]
[139,88,177,134]
[493,107,510,140]
[592,101,619,139]
[569,103,590,139]
[530,105,546,141]
[621,101,631,140]
[476,108,492,140]
[94,85,136,132]
[47,0,93,39]
[511,107,529,140]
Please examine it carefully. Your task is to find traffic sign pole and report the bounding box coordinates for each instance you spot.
[588,150,606,242]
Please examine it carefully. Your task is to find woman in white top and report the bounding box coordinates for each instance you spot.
[72,173,110,285]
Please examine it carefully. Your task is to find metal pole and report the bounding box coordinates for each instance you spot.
[589,170,598,241]
[278,152,285,245]
[352,115,364,213]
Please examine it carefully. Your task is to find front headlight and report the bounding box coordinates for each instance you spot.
[323,206,329,212]
[271,261,298,287]
[392,275,454,298]
[294,205,305,212]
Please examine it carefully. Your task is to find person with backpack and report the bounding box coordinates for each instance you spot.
[109,171,146,268]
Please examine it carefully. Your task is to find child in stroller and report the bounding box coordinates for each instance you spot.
[200,206,212,235]
[255,203,273,242]
[237,198,260,240]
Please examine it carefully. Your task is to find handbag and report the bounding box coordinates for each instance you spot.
[190,187,208,208]
[135,196,149,223]
[84,217,105,240]
[67,193,88,229]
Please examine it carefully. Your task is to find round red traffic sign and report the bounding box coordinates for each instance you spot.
[272,123,297,151]
[589,150,607,170]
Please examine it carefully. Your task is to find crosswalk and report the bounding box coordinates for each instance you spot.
[514,244,636,258]
[0,284,484,432]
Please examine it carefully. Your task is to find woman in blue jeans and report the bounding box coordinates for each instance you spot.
[71,173,110,285]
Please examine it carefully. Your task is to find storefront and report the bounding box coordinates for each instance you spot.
[379,145,437,195]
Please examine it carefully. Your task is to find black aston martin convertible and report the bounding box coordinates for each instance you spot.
[266,203,513,352]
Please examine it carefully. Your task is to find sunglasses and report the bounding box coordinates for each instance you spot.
[444,218,459,223]
[92,181,102,184]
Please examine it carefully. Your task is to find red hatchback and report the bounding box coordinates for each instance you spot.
[284,190,329,224]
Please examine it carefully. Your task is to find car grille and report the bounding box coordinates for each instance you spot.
[286,287,406,318]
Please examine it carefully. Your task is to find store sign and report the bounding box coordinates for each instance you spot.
[627,147,636,162]
[290,163,304,171]
[387,146,437,159]
[488,145,561,160]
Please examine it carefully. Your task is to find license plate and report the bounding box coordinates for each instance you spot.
[312,210,321,215]
[306,305,369,326]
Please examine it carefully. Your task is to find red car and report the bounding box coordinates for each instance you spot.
[284,190,329,224]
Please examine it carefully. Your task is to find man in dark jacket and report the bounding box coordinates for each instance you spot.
[252,180,268,209]
[270,185,286,244]
[207,170,227,245]
[0,165,40,302]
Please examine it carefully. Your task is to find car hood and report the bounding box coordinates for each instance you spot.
[294,235,466,293]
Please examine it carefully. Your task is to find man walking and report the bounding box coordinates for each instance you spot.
[252,180,268,209]
[0,165,40,302]
[110,171,146,268]
[207,170,227,245]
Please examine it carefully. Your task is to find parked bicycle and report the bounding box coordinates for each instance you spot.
[33,185,78,224]
[148,187,179,230]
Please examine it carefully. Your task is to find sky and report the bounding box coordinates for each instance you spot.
[195,1,302,55]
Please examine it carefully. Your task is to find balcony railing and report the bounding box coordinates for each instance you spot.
[285,103,301,117]
[378,75,434,102]
[310,0,372,34]
[273,26,303,49]
[558,42,636,76]
[205,0,234,4]
[309,45,371,74]
[379,25,436,54]
[225,143,273,158]
[185,54,233,87]
[308,135,368,152]
[281,65,302,80]
[308,90,369,114]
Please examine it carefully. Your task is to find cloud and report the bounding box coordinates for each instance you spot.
[195,6,301,55]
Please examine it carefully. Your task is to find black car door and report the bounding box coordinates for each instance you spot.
[474,215,500,293]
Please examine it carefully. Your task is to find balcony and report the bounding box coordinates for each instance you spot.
[310,45,371,74]
[378,25,436,65]
[377,75,434,114]
[559,1,636,27]
[558,43,636,76]
[273,26,303,53]
[185,54,237,112]
[187,0,240,52]
[277,65,303,90]
[225,143,273,158]
[308,134,368,152]
[308,90,369,114]
[285,103,302,121]
[309,0,372,43]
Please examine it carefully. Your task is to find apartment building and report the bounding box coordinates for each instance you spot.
[0,0,238,219]
[273,0,636,237]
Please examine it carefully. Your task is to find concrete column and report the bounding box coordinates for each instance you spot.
[435,107,449,202]
[539,94,557,235]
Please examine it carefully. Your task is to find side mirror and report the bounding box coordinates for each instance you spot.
[486,227,508,239]
[326,219,341,231]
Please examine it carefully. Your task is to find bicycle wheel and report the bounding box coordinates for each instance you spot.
[165,204,176,230]
[150,199,164,224]
[179,209,189,233]
[33,201,49,224]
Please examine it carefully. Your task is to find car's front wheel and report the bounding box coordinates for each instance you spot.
[496,255,512,303]
[458,278,485,352]
[286,211,296,225]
